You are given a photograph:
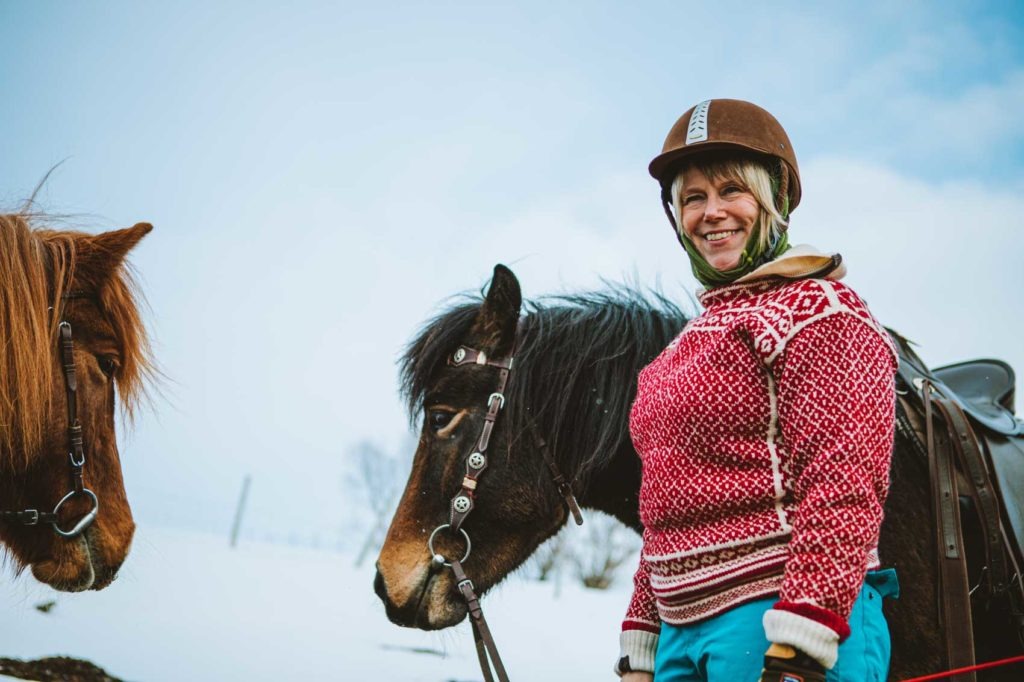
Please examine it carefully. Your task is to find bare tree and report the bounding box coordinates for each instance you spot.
[528,529,569,583]
[568,511,641,590]
[346,439,410,567]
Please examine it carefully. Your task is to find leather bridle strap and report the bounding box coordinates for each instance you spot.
[446,342,583,529]
[0,319,99,538]
[60,321,87,495]
[428,324,583,682]
[446,344,514,533]
[452,558,509,682]
[430,342,517,682]
[0,508,58,526]
[536,436,583,526]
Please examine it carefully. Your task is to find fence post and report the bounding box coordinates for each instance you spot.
[230,475,251,548]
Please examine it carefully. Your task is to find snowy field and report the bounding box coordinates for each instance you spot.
[0,525,634,681]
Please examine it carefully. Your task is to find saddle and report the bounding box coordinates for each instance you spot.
[890,330,1024,680]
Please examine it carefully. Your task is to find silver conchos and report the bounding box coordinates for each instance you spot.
[468,452,486,470]
[453,495,472,513]
[453,347,466,363]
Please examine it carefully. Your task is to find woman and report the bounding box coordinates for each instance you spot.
[615,99,899,682]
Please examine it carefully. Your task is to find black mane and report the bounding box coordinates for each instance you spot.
[400,287,690,484]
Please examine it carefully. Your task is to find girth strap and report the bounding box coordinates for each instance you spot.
[933,394,1010,602]
[924,380,978,681]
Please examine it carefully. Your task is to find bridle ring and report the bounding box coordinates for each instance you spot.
[427,524,471,567]
[51,488,99,538]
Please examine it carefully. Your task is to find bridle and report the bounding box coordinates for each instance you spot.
[426,325,583,682]
[0,309,100,539]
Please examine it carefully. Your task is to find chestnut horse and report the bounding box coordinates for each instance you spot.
[0,213,153,592]
[377,264,1021,680]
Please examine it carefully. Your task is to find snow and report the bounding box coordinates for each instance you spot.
[0,525,635,681]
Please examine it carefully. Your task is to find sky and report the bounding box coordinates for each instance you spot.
[1,1,1023,544]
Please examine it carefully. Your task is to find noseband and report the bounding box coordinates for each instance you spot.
[0,316,100,539]
[427,325,583,682]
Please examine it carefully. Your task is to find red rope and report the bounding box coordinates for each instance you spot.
[899,654,1024,681]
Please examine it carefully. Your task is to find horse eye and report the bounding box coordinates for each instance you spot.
[98,356,119,378]
[428,410,455,432]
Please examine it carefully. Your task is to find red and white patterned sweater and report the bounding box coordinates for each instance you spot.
[618,276,897,672]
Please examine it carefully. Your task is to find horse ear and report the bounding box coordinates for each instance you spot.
[75,223,152,287]
[474,264,522,354]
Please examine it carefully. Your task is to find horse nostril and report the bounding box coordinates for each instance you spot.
[373,570,388,602]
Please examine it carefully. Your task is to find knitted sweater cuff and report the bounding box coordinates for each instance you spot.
[763,608,841,669]
[614,628,659,676]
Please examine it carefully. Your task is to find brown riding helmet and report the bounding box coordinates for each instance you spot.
[650,99,801,230]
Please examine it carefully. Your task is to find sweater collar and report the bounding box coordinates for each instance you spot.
[697,245,845,308]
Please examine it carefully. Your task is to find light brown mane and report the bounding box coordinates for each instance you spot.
[0,213,152,468]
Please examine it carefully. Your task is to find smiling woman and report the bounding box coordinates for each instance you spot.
[672,157,789,274]
[616,99,897,682]
[0,213,154,592]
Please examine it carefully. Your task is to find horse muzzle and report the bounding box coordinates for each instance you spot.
[29,524,129,592]
[374,561,467,630]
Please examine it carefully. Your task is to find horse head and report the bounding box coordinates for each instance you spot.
[0,215,153,592]
[374,264,561,629]
[375,264,683,631]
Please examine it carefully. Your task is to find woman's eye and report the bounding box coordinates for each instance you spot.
[98,356,118,378]
[428,410,455,432]
[683,194,704,205]
[722,184,744,195]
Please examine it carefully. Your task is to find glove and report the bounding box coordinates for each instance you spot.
[758,643,827,682]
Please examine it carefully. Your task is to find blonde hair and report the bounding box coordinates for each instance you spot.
[670,156,789,251]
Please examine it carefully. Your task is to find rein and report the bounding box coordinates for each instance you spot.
[0,316,100,539]
[427,327,583,682]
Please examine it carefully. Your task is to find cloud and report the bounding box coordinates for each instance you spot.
[797,157,1024,380]
[455,156,1024,400]
[835,69,1024,169]
[376,150,1024,386]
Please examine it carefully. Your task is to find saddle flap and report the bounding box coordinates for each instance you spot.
[934,359,1019,434]
[891,329,1023,437]
[985,434,1024,567]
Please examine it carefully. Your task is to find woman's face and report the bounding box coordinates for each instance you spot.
[678,167,760,272]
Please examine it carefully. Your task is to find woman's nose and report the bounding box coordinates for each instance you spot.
[704,193,726,221]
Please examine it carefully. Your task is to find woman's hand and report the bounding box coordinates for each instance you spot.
[759,643,826,682]
[621,673,654,682]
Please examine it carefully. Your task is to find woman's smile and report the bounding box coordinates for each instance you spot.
[678,167,760,271]
[701,228,743,244]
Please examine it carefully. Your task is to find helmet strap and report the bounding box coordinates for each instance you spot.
[776,159,791,221]
[661,185,679,232]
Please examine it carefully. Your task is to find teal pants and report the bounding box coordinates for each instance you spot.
[653,569,898,682]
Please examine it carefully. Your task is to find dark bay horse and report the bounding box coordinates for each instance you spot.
[0,213,154,592]
[376,264,1020,680]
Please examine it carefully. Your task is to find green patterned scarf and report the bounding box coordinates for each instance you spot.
[682,224,791,288]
